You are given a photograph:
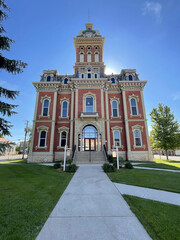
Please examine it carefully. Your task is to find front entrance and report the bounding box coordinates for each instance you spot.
[82,125,98,151]
[84,138,96,151]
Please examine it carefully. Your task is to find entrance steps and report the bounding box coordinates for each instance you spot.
[74,151,106,164]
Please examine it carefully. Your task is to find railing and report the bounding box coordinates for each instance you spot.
[72,145,76,161]
[103,144,108,162]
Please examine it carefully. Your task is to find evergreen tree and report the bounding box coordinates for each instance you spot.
[0,0,27,153]
[150,104,180,160]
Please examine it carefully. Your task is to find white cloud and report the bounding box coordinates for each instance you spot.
[173,92,180,101]
[142,1,162,21]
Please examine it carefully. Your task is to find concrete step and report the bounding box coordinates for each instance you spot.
[74,151,106,164]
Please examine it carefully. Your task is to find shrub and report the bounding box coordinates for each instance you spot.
[125,161,133,169]
[66,159,73,165]
[113,157,125,168]
[65,164,78,172]
[54,163,61,169]
[102,163,116,172]
[108,154,116,163]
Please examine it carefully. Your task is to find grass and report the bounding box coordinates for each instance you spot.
[123,195,180,240]
[0,158,27,164]
[107,168,180,193]
[137,163,180,170]
[0,164,73,240]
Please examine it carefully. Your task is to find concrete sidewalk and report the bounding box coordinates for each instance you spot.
[115,183,180,206]
[134,166,180,172]
[36,165,151,240]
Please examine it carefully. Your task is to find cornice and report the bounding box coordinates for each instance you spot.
[118,81,147,90]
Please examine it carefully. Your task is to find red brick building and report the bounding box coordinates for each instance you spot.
[28,23,152,163]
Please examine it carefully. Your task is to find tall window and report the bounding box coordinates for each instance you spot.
[95,52,99,62]
[64,78,68,84]
[62,101,68,117]
[87,52,91,62]
[47,76,51,82]
[130,98,138,115]
[95,74,97,78]
[113,130,120,146]
[88,73,91,78]
[39,131,46,147]
[80,53,84,62]
[86,97,93,112]
[43,99,49,116]
[134,130,142,146]
[60,131,67,147]
[112,100,118,117]
[111,78,115,84]
[129,75,133,81]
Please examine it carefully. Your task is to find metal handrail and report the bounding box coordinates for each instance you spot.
[72,145,76,160]
[103,144,108,162]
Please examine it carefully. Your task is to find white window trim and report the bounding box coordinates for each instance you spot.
[131,125,145,149]
[95,52,99,62]
[128,95,141,117]
[111,126,124,149]
[57,127,69,149]
[110,97,121,119]
[39,95,51,118]
[83,92,97,113]
[80,52,84,62]
[87,52,92,62]
[59,98,70,119]
[36,126,49,149]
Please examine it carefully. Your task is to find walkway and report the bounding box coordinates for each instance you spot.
[115,183,180,206]
[36,165,151,240]
[134,166,180,172]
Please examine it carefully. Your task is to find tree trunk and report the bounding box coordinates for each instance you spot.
[165,150,169,160]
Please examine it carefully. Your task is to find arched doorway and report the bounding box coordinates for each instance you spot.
[82,125,97,151]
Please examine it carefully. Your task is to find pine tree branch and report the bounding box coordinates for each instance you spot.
[0,117,12,136]
[0,142,14,154]
[0,86,19,99]
[0,35,14,51]
[0,54,27,74]
[0,101,18,116]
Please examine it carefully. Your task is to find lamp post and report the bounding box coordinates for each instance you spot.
[112,146,119,169]
[63,145,71,171]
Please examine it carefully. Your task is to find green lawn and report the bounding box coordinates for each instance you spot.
[123,195,180,240]
[137,163,180,170]
[107,168,180,193]
[0,158,27,164]
[0,164,73,240]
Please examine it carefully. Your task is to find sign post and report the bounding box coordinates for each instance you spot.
[63,145,71,171]
[112,147,119,170]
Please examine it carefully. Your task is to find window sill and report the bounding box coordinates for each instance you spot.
[133,145,145,149]
[111,116,121,119]
[58,116,69,119]
[130,114,141,118]
[39,115,50,118]
[35,146,48,150]
[112,145,124,149]
[57,146,67,149]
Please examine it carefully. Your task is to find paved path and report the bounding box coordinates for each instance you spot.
[134,166,180,172]
[36,165,151,240]
[115,183,180,206]
[154,155,180,161]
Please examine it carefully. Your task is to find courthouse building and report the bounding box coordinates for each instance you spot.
[28,23,152,163]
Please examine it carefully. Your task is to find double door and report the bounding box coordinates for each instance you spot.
[84,138,96,151]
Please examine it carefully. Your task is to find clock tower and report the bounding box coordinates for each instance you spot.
[73,23,105,79]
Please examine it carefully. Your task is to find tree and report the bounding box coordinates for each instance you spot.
[0,0,27,153]
[150,104,180,160]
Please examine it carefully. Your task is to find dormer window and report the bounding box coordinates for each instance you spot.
[47,76,51,82]
[129,75,133,81]
[111,78,115,84]
[64,78,68,84]
[88,73,91,78]
[95,74,97,78]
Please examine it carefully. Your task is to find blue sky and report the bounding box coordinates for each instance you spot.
[1,0,180,142]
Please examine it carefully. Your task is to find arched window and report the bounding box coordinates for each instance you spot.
[130,98,138,115]
[47,76,51,82]
[113,130,121,146]
[60,131,67,147]
[111,78,115,84]
[82,74,84,78]
[62,101,68,117]
[87,52,91,62]
[39,131,47,147]
[86,96,94,112]
[88,73,91,78]
[112,100,118,117]
[43,99,49,116]
[134,130,142,146]
[95,52,99,62]
[129,75,133,81]
[80,53,84,62]
[95,74,97,78]
[64,78,68,84]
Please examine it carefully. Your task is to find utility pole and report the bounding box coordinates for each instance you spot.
[22,120,29,159]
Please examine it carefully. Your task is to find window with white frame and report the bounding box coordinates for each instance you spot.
[39,130,47,147]
[60,131,67,147]
[42,99,49,116]
[130,98,138,115]
[80,53,84,62]
[113,130,121,146]
[112,100,118,117]
[47,76,51,82]
[95,52,99,62]
[86,96,94,112]
[87,52,91,62]
[134,129,142,146]
[61,101,68,117]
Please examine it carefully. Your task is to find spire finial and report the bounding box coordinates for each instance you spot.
[88,8,90,22]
